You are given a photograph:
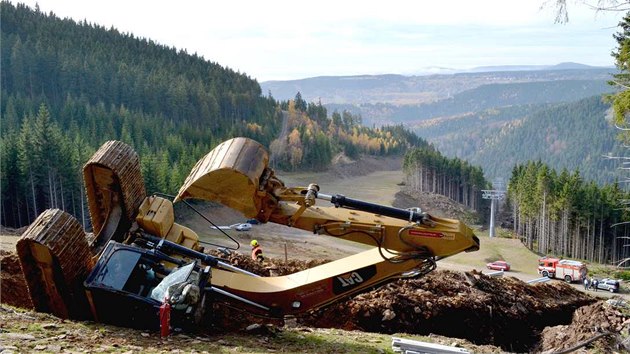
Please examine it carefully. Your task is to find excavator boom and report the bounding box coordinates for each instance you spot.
[176,137,479,257]
[174,137,479,316]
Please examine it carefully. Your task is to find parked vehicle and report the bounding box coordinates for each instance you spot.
[235,223,252,231]
[596,278,620,293]
[538,257,587,283]
[486,260,510,271]
[246,218,260,225]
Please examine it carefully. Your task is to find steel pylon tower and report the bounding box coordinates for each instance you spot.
[482,179,506,238]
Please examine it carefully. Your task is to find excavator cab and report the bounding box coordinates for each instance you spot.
[84,239,212,330]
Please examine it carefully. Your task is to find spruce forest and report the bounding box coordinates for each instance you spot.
[508,162,630,265]
[0,2,427,229]
[2,2,630,266]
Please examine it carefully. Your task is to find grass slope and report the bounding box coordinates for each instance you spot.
[444,231,542,277]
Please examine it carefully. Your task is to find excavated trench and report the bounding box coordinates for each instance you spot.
[2,250,626,353]
[206,252,601,352]
[296,274,590,352]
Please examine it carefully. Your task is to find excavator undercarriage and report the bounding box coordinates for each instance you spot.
[16,137,479,332]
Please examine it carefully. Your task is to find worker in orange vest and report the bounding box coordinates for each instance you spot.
[251,239,264,262]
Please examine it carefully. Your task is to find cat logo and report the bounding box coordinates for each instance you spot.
[332,265,377,295]
[336,272,364,287]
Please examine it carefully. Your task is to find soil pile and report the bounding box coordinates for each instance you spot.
[393,188,475,220]
[210,252,597,352]
[208,250,330,276]
[536,299,630,353]
[326,155,402,179]
[298,269,594,352]
[0,250,32,309]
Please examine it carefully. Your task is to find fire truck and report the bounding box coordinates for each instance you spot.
[538,257,587,283]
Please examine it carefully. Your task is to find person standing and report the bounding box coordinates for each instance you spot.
[583,277,589,290]
[250,239,264,263]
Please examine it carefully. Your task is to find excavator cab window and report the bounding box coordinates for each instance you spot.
[150,262,196,302]
[91,247,164,298]
[94,249,141,291]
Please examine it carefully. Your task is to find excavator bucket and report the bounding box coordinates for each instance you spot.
[175,137,269,217]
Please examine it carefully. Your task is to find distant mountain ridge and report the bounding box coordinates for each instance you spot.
[466,62,609,73]
[260,65,615,109]
[326,78,615,126]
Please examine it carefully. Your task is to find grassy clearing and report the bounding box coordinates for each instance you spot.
[281,170,405,206]
[444,229,541,276]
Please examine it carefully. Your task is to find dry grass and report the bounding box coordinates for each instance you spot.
[2,304,502,354]
[281,170,405,206]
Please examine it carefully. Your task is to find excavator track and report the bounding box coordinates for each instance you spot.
[83,140,146,249]
[16,209,92,319]
[16,141,147,320]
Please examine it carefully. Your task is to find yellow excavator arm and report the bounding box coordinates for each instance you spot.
[17,137,479,322]
[172,137,479,316]
[175,137,478,257]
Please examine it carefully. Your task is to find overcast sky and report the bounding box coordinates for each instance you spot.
[10,0,628,81]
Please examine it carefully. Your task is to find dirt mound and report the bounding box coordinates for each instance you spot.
[393,188,476,220]
[297,270,594,352]
[536,299,630,353]
[0,250,32,309]
[327,155,402,179]
[208,250,330,277]
[209,252,598,352]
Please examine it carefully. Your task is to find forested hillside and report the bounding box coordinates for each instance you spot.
[403,146,491,215]
[326,79,614,126]
[424,96,623,184]
[508,161,630,265]
[0,2,426,229]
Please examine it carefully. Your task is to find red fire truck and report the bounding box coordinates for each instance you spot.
[538,257,587,283]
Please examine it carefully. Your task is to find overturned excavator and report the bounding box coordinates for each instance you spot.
[16,137,479,332]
